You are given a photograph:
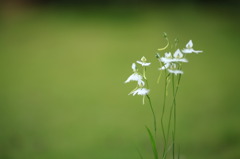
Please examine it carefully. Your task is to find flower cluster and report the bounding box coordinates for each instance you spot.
[125,57,151,104]
[124,38,202,103]
[158,40,202,75]
[124,35,203,159]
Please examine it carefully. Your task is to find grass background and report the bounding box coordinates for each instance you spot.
[0,4,240,159]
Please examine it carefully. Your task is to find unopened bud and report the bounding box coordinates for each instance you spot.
[155,53,160,59]
[163,32,168,38]
[141,56,147,62]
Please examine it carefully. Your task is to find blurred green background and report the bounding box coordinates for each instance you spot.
[1,1,240,159]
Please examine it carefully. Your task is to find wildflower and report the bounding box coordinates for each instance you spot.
[160,52,173,63]
[172,49,188,62]
[160,50,188,64]
[137,56,151,66]
[159,62,183,75]
[182,40,203,54]
[131,62,137,72]
[129,88,150,96]
[159,50,186,75]
[168,69,183,75]
[167,63,183,75]
[159,62,170,70]
[125,63,145,86]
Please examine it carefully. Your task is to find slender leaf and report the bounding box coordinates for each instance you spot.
[136,148,144,159]
[178,145,180,159]
[146,126,158,159]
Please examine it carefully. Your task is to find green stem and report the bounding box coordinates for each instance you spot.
[146,95,157,138]
[157,70,162,84]
[136,148,144,159]
[143,67,147,80]
[178,145,181,159]
[161,71,168,158]
[143,66,150,89]
[172,74,176,159]
[165,74,182,159]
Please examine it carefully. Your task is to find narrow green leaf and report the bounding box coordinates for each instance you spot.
[136,148,144,159]
[178,145,180,159]
[146,126,158,159]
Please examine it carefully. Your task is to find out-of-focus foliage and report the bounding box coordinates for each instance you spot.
[0,4,239,159]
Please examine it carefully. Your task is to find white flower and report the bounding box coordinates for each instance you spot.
[160,62,184,75]
[168,69,183,75]
[160,52,173,63]
[131,63,137,72]
[137,56,151,66]
[137,61,151,66]
[174,49,183,58]
[160,50,188,63]
[125,73,145,86]
[167,63,183,75]
[165,52,172,58]
[125,63,145,86]
[172,49,188,62]
[129,88,150,96]
[182,40,203,54]
[159,63,170,70]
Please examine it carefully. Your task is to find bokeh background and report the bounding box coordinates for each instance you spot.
[1,0,240,159]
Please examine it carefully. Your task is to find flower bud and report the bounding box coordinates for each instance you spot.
[155,53,160,59]
[163,32,168,38]
[141,56,147,62]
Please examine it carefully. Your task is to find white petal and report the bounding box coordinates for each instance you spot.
[124,76,131,83]
[186,40,193,48]
[159,66,166,70]
[132,90,139,96]
[173,49,183,58]
[130,88,150,96]
[160,57,173,63]
[192,50,203,54]
[137,88,150,95]
[171,58,188,63]
[125,73,143,83]
[137,61,143,65]
[168,69,183,75]
[182,48,193,54]
[159,63,170,70]
[142,62,151,66]
[132,63,136,71]
[137,61,151,66]
[165,52,172,58]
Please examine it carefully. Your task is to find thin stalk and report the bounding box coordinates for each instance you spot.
[172,130,175,159]
[146,95,157,138]
[178,145,181,159]
[144,66,155,136]
[136,148,144,159]
[161,70,168,158]
[143,67,149,89]
[172,74,176,159]
[165,74,182,159]
[157,70,163,84]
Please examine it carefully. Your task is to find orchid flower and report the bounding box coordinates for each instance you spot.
[159,49,187,75]
[125,63,145,86]
[182,40,203,54]
[160,50,188,64]
[129,88,150,96]
[167,63,183,75]
[137,56,151,66]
